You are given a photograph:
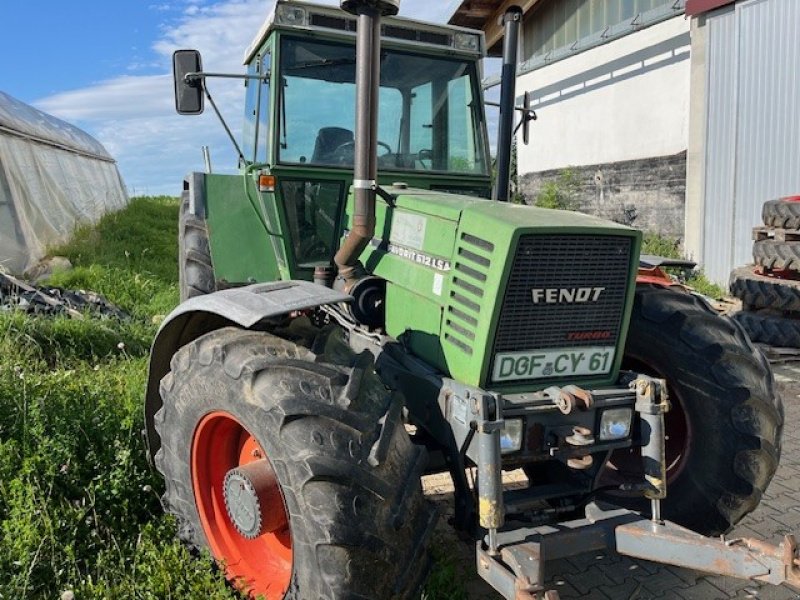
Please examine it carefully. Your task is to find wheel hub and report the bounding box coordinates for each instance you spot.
[223,459,286,539]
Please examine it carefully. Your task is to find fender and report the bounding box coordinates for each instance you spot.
[637,254,696,288]
[143,280,350,461]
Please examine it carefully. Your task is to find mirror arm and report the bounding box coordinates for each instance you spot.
[202,86,247,166]
[485,100,536,120]
[185,72,270,84]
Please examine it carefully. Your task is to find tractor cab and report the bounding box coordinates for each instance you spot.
[180,1,492,285]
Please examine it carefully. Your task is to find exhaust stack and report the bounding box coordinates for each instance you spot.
[493,6,522,202]
[335,0,400,288]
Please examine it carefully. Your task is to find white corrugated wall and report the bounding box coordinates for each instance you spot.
[702,0,800,284]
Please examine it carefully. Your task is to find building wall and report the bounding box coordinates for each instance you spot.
[514,15,691,237]
[522,0,676,64]
[686,0,800,285]
[520,151,686,237]
[516,16,691,172]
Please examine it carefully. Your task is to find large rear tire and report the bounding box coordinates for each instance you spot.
[762,196,800,230]
[733,310,800,348]
[154,326,436,599]
[753,239,800,272]
[178,192,215,301]
[729,265,800,312]
[604,285,783,535]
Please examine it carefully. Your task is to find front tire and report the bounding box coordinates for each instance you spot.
[154,326,436,599]
[606,285,783,535]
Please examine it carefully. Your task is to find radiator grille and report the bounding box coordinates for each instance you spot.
[444,233,495,355]
[493,235,632,354]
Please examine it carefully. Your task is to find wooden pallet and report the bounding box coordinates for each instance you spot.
[757,343,800,364]
[753,226,800,242]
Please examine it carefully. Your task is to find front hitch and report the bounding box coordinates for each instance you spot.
[473,373,800,599]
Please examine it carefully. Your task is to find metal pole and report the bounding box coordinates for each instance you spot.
[202,146,212,173]
[493,6,522,202]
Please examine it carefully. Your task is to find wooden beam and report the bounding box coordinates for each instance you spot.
[483,0,541,50]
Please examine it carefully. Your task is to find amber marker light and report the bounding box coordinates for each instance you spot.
[258,173,276,193]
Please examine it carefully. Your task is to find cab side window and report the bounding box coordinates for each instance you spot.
[243,52,271,164]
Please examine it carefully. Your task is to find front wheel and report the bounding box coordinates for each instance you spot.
[602,285,783,535]
[154,326,436,599]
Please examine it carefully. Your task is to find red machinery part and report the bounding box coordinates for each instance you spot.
[191,411,292,599]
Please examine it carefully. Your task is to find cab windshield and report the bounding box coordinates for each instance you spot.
[278,37,488,176]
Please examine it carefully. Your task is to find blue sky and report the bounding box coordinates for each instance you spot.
[0,0,491,196]
[1,3,175,100]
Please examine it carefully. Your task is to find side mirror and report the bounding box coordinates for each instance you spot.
[173,50,204,115]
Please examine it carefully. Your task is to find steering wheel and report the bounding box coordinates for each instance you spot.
[330,140,392,164]
[417,148,433,170]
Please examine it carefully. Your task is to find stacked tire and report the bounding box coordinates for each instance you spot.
[730,196,800,348]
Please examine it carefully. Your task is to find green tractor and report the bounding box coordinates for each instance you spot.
[145,1,796,598]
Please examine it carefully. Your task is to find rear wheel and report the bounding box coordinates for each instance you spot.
[154,326,436,599]
[178,192,215,301]
[601,285,783,535]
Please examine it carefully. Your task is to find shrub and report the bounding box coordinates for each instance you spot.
[534,168,582,210]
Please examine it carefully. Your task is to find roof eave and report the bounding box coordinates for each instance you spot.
[448,0,543,55]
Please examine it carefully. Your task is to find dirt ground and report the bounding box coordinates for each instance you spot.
[422,359,800,600]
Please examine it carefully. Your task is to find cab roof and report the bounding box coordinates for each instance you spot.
[244,0,486,64]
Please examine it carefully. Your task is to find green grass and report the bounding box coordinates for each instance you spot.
[0,196,234,599]
[0,195,470,600]
[46,195,180,319]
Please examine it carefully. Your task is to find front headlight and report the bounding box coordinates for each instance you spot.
[500,418,523,454]
[599,408,633,441]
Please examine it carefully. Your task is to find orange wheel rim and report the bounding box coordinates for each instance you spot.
[191,411,292,598]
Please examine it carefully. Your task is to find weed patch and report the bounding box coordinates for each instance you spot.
[0,197,234,599]
[641,233,727,299]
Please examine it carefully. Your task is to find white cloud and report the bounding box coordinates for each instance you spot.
[33,0,476,196]
[35,0,270,195]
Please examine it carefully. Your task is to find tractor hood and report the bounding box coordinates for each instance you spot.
[349,185,641,389]
[387,187,634,233]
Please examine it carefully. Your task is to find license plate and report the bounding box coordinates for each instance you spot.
[492,346,616,382]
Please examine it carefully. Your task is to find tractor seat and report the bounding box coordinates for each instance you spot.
[311,127,354,165]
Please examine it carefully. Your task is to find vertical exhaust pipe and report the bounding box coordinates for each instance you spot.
[335,0,400,288]
[493,6,522,202]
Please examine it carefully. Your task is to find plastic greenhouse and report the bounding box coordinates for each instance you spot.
[0,90,128,275]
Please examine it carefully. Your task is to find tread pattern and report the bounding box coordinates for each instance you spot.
[753,239,800,272]
[178,193,215,301]
[729,265,800,311]
[763,198,800,230]
[618,285,783,534]
[734,310,800,349]
[155,326,436,599]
